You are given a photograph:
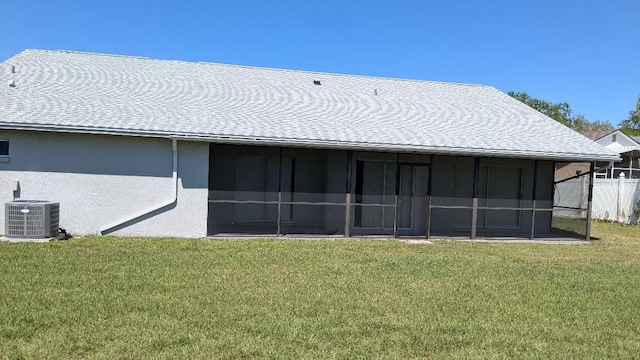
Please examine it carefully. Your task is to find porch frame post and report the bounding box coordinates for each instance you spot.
[393,153,400,238]
[530,160,538,240]
[585,162,595,241]
[471,157,480,239]
[609,161,614,178]
[277,147,283,236]
[426,156,433,239]
[344,150,353,237]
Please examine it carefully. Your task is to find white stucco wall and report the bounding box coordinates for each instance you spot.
[0,130,209,238]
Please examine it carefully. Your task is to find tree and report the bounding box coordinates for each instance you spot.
[508,91,572,127]
[619,95,640,136]
[571,114,614,132]
[508,91,613,132]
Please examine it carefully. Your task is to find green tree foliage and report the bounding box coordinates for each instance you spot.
[508,91,572,127]
[571,114,614,132]
[508,91,613,132]
[619,96,640,136]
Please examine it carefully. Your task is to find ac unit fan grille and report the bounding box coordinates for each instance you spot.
[5,201,60,238]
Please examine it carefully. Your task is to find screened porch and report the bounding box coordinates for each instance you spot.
[207,144,593,240]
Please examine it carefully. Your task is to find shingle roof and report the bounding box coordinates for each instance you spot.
[0,49,619,161]
[581,129,617,141]
[607,144,640,154]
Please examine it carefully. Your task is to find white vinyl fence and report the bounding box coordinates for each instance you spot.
[555,175,640,224]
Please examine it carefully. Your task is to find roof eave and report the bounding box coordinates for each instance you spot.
[0,122,621,163]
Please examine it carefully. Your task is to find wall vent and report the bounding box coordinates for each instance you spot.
[5,201,59,238]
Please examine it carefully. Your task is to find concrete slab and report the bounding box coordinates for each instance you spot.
[1,236,54,243]
[435,238,589,245]
[208,234,585,245]
[399,239,434,245]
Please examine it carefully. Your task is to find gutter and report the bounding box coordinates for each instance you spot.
[171,134,621,163]
[0,122,621,162]
[99,138,178,235]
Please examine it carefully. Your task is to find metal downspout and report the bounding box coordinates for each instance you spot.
[100,138,178,235]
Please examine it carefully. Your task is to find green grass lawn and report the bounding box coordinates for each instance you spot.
[1,222,639,359]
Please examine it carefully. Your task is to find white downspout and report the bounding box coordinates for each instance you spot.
[100,138,178,235]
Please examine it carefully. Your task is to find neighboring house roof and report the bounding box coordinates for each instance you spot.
[581,129,617,141]
[607,144,640,154]
[0,49,619,161]
[584,129,640,156]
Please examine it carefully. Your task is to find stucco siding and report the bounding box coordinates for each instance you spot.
[555,162,591,181]
[0,131,209,237]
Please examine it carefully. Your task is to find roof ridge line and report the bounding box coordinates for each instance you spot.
[194,61,490,88]
[35,49,151,60]
[27,48,489,88]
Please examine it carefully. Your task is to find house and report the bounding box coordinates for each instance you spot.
[586,130,640,179]
[556,129,640,180]
[0,50,619,239]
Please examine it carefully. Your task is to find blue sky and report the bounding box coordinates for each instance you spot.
[1,0,638,124]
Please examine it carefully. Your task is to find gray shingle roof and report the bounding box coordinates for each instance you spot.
[581,129,617,141]
[0,49,619,161]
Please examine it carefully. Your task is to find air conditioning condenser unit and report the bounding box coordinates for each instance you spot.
[5,200,60,238]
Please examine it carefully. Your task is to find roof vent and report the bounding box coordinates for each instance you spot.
[8,80,15,88]
[313,80,321,85]
[11,65,16,73]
